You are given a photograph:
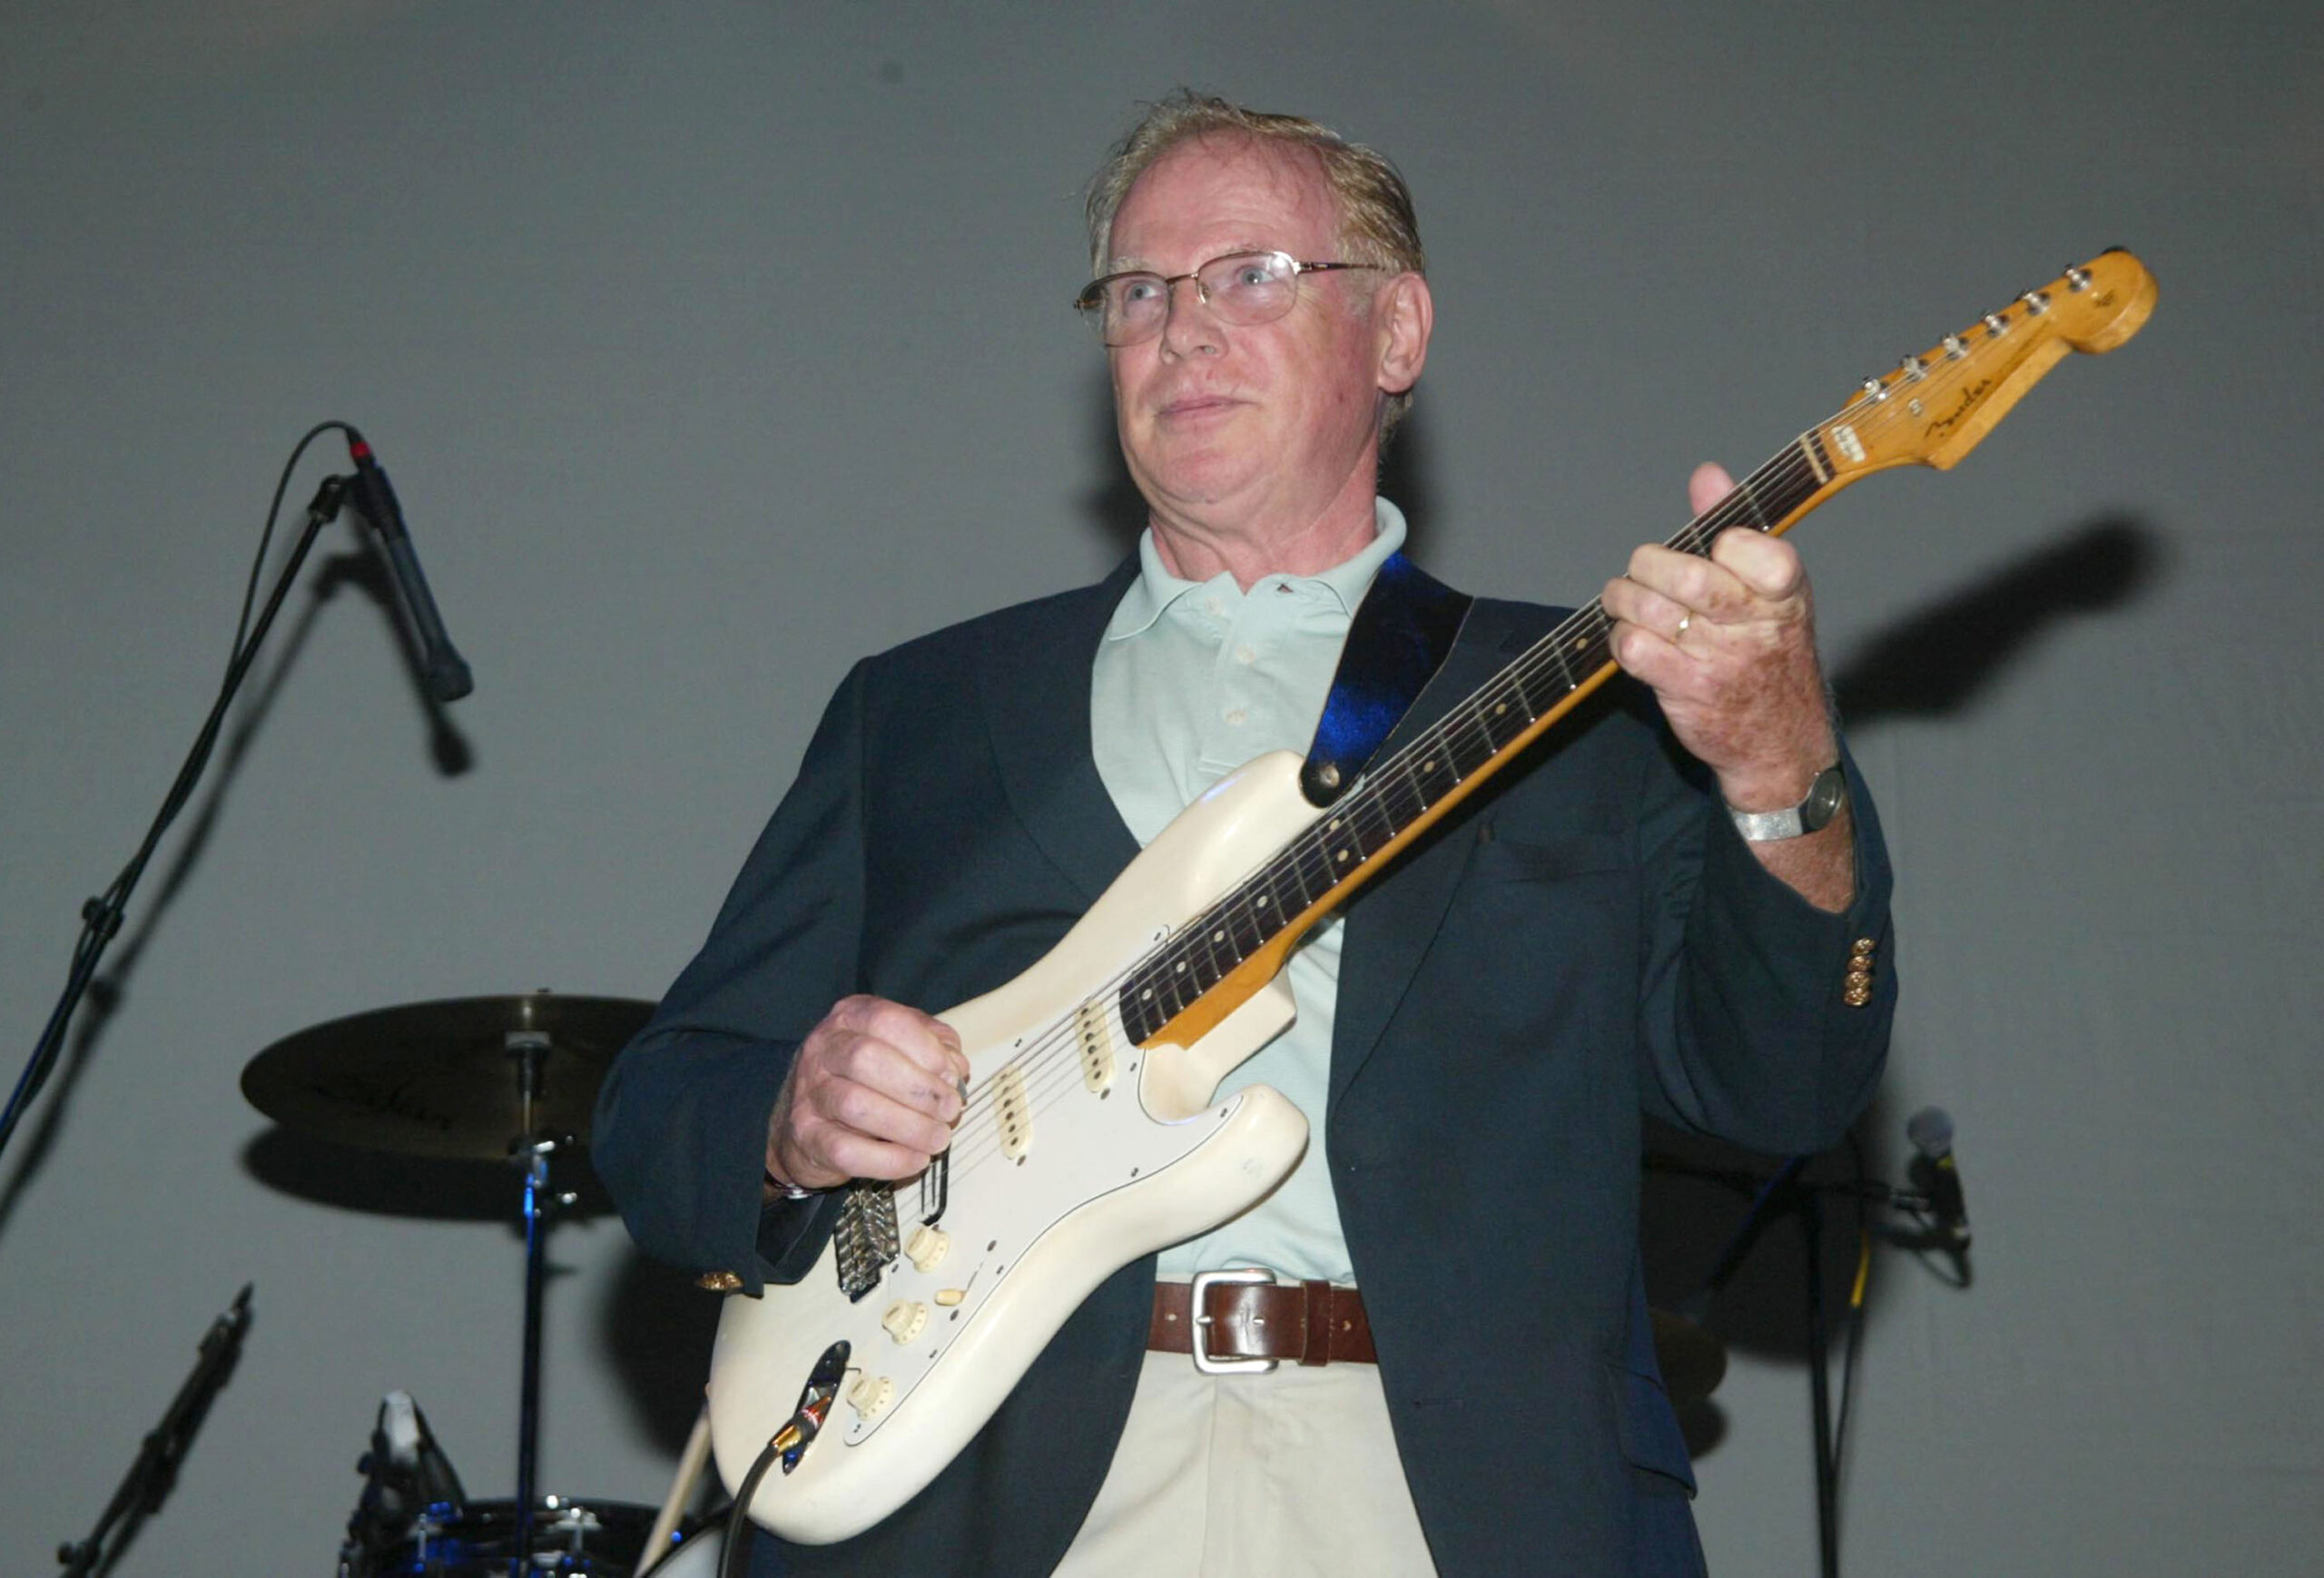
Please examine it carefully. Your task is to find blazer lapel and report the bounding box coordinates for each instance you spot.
[1330,601,1553,1109]
[978,558,1146,907]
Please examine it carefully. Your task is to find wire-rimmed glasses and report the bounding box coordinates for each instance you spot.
[1073,250,1381,346]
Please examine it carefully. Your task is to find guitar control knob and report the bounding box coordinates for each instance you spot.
[881,1300,931,1345]
[846,1374,895,1422]
[905,1225,950,1272]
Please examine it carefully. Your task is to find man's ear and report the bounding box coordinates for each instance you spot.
[1375,271,1433,395]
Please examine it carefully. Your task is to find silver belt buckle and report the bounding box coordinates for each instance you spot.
[1190,1267,1278,1375]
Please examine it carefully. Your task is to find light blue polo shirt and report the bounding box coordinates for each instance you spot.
[1090,498,1407,1282]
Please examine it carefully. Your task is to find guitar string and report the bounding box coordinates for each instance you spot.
[940,382,1918,1178]
[932,310,2031,1179]
[941,399,1887,1177]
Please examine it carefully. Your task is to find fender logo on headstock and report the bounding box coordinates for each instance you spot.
[1924,377,1994,442]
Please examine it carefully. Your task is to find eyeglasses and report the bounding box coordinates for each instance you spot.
[1072,250,1381,346]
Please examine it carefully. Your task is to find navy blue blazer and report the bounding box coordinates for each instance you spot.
[595,558,1896,1576]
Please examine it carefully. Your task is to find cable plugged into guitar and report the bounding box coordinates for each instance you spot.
[714,1342,853,1578]
[774,1341,852,1474]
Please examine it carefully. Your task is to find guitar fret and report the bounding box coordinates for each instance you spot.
[1228,901,1267,957]
[1751,453,1821,527]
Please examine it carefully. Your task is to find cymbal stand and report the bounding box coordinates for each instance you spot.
[507,1029,577,1575]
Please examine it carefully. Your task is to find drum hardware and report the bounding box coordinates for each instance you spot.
[340,1390,468,1572]
[357,1493,663,1576]
[244,992,656,1573]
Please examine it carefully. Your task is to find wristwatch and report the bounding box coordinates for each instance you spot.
[1728,764,1847,842]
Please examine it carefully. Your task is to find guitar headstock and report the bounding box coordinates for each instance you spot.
[1815,249,2157,477]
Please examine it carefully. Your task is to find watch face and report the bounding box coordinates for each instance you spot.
[1801,767,1847,833]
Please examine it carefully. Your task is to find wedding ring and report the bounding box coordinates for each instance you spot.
[1674,613,1692,639]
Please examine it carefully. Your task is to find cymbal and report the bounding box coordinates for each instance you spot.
[241,993,654,1160]
[1649,1308,1728,1405]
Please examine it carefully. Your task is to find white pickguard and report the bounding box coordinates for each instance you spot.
[707,750,1324,1545]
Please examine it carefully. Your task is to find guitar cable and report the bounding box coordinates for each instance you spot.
[720,1441,783,1578]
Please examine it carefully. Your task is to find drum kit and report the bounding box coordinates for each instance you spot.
[239,992,728,1576]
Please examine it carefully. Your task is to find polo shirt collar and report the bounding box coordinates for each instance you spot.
[1105,498,1411,642]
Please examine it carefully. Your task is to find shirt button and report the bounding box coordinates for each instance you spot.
[1224,708,1247,726]
[1235,645,1257,665]
[1204,596,1226,616]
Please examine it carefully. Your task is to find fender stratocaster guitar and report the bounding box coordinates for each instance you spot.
[706,251,2156,1543]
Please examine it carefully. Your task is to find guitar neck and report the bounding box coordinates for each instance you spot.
[1119,250,2156,1051]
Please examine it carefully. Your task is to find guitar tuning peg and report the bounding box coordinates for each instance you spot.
[1898,354,1927,381]
[1983,311,2010,338]
[2065,264,2093,291]
[2021,288,2052,314]
[1860,375,1888,400]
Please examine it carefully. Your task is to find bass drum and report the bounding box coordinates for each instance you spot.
[369,1497,656,1574]
[635,1508,731,1577]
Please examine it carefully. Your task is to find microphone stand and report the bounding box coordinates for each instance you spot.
[0,476,350,1180]
[1654,1150,1937,1578]
[56,1285,254,1575]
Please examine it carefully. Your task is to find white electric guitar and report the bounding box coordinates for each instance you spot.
[704,251,2156,1543]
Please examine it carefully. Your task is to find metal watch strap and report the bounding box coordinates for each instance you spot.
[1728,764,1846,842]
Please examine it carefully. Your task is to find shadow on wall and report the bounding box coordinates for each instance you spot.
[1640,512,2166,1460]
[596,1245,725,1461]
[1831,515,2163,723]
[0,546,474,1257]
[1639,1094,1909,1463]
[239,1125,616,1223]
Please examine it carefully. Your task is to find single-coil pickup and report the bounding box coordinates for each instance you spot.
[995,1064,1032,1162]
[1076,1001,1117,1093]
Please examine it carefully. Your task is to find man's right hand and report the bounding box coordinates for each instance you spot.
[765,995,970,1192]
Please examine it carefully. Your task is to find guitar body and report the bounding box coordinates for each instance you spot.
[707,751,1324,1545]
[695,250,2155,1547]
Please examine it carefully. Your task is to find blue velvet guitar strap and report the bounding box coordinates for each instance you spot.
[1300,551,1473,807]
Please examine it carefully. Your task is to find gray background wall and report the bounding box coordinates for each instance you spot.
[3,2,2318,1573]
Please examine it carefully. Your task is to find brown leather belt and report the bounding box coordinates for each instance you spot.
[1149,1272,1376,1369]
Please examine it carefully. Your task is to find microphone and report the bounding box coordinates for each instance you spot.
[344,428,474,702]
[1905,1106,1971,1249]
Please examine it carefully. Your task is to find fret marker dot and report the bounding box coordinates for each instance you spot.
[1212,930,1225,943]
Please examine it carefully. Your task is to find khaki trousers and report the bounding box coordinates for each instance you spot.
[1053,1342,1441,1577]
